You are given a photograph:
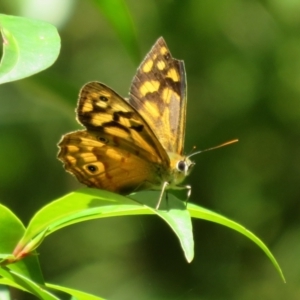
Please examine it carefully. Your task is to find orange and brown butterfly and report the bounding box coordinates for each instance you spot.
[57,37,236,209]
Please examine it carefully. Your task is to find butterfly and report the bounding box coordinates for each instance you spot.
[57,37,237,209]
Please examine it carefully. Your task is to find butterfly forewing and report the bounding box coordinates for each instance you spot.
[77,81,169,165]
[129,37,187,155]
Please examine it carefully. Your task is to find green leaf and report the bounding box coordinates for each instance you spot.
[14,187,284,282]
[47,283,106,300]
[16,188,152,255]
[0,204,44,284]
[130,191,194,262]
[16,189,194,262]
[0,268,58,299]
[92,0,140,63]
[0,204,25,253]
[187,202,286,282]
[0,14,60,84]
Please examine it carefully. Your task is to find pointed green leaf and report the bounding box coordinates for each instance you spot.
[187,202,285,282]
[0,204,44,283]
[0,204,24,253]
[130,191,194,262]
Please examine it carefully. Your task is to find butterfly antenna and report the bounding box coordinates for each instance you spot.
[187,139,239,159]
[186,145,197,157]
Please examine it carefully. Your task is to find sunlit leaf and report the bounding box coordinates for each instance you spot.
[0,204,44,284]
[16,189,194,262]
[187,202,285,282]
[0,14,60,84]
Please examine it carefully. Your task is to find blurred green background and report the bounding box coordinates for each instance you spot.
[1,0,300,299]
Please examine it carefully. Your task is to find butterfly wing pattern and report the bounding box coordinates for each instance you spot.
[58,37,194,208]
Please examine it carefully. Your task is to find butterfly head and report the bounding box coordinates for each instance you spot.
[168,139,239,186]
[168,152,195,186]
[176,157,195,177]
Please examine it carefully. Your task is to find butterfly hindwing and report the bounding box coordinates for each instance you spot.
[58,130,165,193]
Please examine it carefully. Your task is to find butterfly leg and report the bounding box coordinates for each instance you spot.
[156,181,169,210]
[184,185,192,207]
[165,191,169,208]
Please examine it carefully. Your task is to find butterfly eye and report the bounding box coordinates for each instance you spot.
[177,161,187,172]
[86,165,98,173]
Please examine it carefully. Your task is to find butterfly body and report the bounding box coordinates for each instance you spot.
[58,37,194,208]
